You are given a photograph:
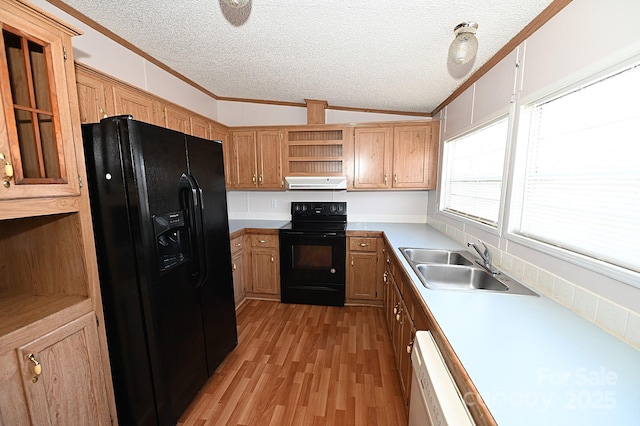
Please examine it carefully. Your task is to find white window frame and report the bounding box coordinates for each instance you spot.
[507,59,640,288]
[439,116,511,234]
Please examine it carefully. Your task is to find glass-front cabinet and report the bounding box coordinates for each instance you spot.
[0,1,81,200]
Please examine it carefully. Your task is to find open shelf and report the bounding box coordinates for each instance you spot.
[285,128,347,176]
[0,213,90,342]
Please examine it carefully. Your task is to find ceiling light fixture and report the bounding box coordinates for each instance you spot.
[223,0,249,8]
[448,22,479,65]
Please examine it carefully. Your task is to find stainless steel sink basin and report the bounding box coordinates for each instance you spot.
[415,264,508,291]
[400,248,538,296]
[400,248,473,266]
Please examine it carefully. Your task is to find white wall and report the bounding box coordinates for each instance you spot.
[432,0,640,349]
[228,190,429,223]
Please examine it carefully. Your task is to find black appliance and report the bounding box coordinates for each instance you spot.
[82,116,238,425]
[279,202,347,306]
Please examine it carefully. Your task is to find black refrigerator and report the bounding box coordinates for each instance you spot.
[82,116,238,425]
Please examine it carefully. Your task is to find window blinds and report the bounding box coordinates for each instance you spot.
[517,64,640,273]
[442,118,508,226]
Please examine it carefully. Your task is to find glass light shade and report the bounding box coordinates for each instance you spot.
[448,32,478,65]
[223,0,249,8]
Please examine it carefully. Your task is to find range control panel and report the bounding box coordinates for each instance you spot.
[291,202,347,217]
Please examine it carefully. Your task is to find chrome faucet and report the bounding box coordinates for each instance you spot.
[467,241,500,275]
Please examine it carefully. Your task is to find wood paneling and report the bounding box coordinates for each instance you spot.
[179,301,407,425]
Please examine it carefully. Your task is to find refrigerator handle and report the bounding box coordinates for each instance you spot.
[179,173,207,289]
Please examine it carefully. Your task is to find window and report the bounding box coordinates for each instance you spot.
[440,118,509,226]
[511,63,640,276]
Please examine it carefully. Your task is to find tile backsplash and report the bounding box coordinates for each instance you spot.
[427,216,640,352]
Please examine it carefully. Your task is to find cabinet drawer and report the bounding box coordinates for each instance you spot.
[349,237,378,252]
[230,236,244,254]
[250,235,278,248]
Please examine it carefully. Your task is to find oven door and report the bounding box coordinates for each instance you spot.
[279,230,346,306]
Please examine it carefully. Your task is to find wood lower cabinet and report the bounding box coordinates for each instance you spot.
[247,233,280,298]
[346,235,383,305]
[1,313,112,425]
[230,234,247,307]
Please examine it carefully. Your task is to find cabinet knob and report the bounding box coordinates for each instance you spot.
[235,243,242,247]
[393,304,399,315]
[259,174,263,184]
[100,108,107,118]
[270,255,274,262]
[384,174,388,185]
[27,353,42,383]
[406,340,414,354]
[394,174,398,184]
[252,175,256,183]
[232,262,237,271]
[0,153,13,188]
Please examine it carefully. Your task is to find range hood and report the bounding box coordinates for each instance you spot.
[285,176,347,190]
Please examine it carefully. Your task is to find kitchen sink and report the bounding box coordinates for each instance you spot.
[400,248,538,297]
[400,248,473,266]
[415,264,508,291]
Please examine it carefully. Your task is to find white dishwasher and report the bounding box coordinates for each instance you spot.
[408,330,475,426]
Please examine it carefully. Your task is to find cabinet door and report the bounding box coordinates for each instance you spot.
[256,130,283,189]
[163,104,191,134]
[232,249,246,306]
[348,251,379,300]
[251,248,279,294]
[211,125,232,187]
[191,116,211,139]
[353,128,392,188]
[392,125,433,188]
[75,70,112,124]
[398,303,415,407]
[231,131,257,188]
[112,85,160,125]
[16,313,112,425]
[0,7,81,200]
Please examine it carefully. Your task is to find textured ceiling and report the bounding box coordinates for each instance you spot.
[55,0,555,114]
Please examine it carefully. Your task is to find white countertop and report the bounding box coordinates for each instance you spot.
[351,222,640,425]
[230,220,640,424]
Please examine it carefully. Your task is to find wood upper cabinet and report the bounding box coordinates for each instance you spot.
[161,103,191,134]
[75,66,113,124]
[353,122,439,190]
[112,84,161,126]
[191,115,211,140]
[353,127,392,188]
[230,129,283,189]
[0,1,82,200]
[393,124,438,189]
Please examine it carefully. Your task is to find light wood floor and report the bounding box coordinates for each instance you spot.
[179,300,408,425]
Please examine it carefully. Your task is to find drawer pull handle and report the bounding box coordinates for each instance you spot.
[259,239,267,243]
[359,243,369,247]
[27,354,42,383]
